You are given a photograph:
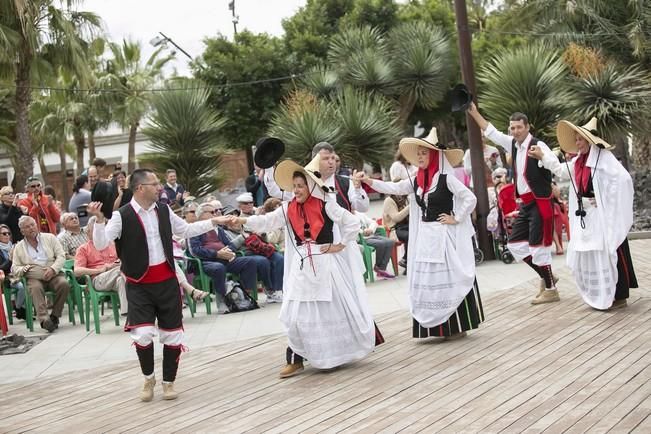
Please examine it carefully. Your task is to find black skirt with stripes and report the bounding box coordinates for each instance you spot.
[412,280,485,338]
[614,238,638,300]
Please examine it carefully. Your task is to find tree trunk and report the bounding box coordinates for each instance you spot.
[397,93,418,133]
[37,153,48,181]
[127,121,139,173]
[58,141,70,210]
[74,125,85,174]
[14,47,34,190]
[611,135,631,171]
[632,135,651,170]
[88,130,96,163]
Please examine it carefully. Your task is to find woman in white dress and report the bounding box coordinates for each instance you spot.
[236,155,382,378]
[357,128,484,340]
[530,118,638,310]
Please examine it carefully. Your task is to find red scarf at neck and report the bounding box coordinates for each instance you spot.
[287,195,325,242]
[415,149,440,193]
[574,152,591,194]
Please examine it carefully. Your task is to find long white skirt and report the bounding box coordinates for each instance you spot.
[279,249,376,369]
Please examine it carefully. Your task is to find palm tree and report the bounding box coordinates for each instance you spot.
[566,63,651,169]
[477,45,574,146]
[330,87,402,168]
[268,90,337,164]
[307,22,453,132]
[140,83,227,196]
[0,0,101,188]
[100,39,173,173]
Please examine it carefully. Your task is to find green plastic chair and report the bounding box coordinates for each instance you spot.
[357,233,376,283]
[176,258,212,317]
[61,259,84,324]
[22,276,76,332]
[83,275,120,334]
[2,280,18,325]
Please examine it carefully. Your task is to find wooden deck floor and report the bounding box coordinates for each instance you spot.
[1,240,650,433]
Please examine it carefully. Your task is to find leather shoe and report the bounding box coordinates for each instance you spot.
[538,275,560,296]
[49,314,59,329]
[140,376,156,402]
[40,318,56,333]
[162,382,178,400]
[531,289,560,305]
[279,362,304,378]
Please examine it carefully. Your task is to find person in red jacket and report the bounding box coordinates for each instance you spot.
[18,177,60,235]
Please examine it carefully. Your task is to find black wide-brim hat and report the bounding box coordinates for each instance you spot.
[254,137,285,169]
[91,181,115,219]
[450,83,473,112]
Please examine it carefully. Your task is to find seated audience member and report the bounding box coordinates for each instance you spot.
[0,186,25,243]
[18,177,61,235]
[74,216,128,315]
[382,194,409,270]
[0,224,27,319]
[236,192,257,217]
[261,198,285,251]
[355,211,396,279]
[189,203,260,304]
[57,212,89,259]
[11,216,71,332]
[220,215,284,303]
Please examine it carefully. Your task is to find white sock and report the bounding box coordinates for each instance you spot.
[145,373,154,380]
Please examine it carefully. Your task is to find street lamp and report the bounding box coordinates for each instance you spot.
[149,32,193,61]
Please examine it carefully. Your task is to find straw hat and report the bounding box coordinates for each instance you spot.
[399,128,464,168]
[556,117,612,154]
[274,154,331,193]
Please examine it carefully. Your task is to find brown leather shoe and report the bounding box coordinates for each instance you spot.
[140,376,156,402]
[279,362,304,378]
[162,382,178,400]
[538,275,560,296]
[443,331,467,341]
[531,289,560,305]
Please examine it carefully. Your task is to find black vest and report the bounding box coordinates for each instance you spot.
[333,175,351,211]
[420,174,454,222]
[512,137,552,198]
[114,202,175,280]
[291,202,334,245]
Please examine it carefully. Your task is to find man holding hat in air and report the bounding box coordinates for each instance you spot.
[467,102,560,305]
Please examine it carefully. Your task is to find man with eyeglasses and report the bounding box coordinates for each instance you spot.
[18,177,60,235]
[87,168,235,402]
[57,212,89,259]
[189,203,260,310]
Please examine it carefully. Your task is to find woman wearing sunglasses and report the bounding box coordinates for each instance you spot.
[18,177,60,235]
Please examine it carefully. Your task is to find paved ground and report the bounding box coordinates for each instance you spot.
[0,239,648,433]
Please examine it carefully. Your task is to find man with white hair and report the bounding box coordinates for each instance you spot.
[236,192,256,217]
[57,212,88,259]
[11,216,71,332]
[74,216,128,315]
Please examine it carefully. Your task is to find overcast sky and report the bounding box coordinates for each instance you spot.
[84,0,307,75]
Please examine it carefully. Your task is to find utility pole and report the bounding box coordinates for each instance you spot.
[453,0,494,260]
[229,0,239,35]
[228,0,253,173]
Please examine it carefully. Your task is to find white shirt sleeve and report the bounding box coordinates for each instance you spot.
[348,180,369,212]
[325,201,360,244]
[463,150,472,176]
[538,143,571,180]
[367,178,413,196]
[168,206,215,239]
[484,123,514,155]
[93,211,123,250]
[263,166,294,201]
[446,174,477,223]
[245,206,287,234]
